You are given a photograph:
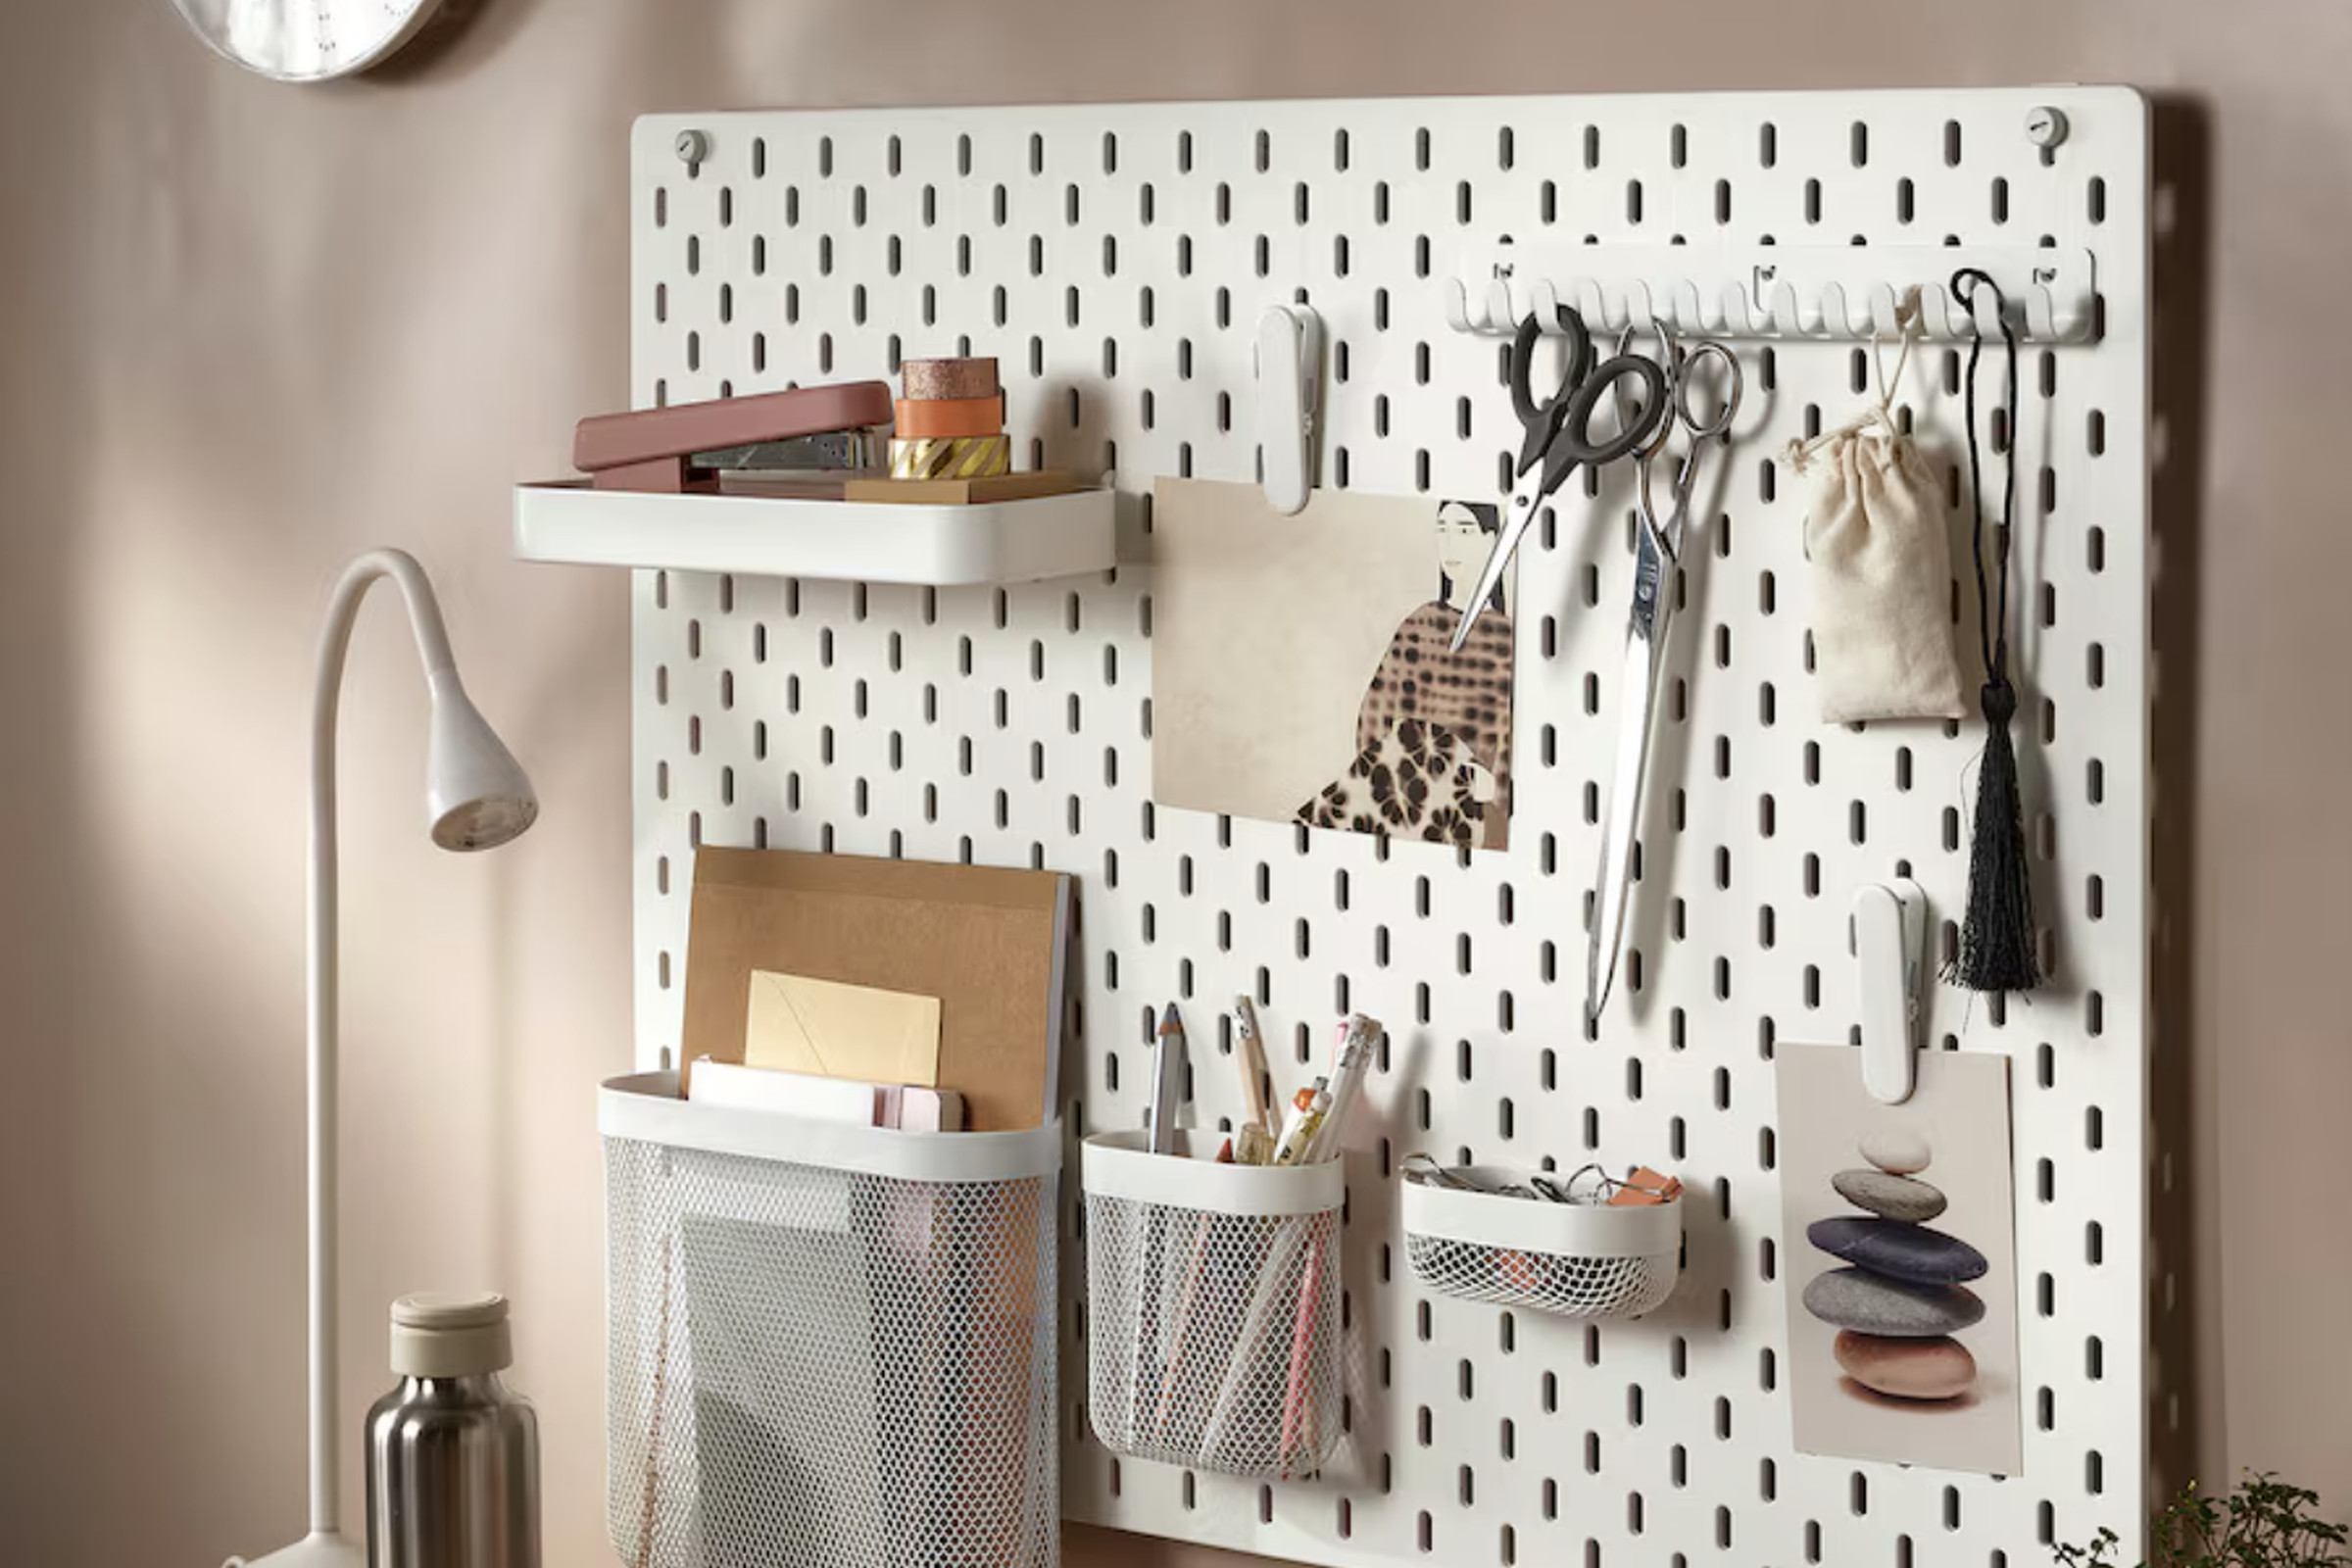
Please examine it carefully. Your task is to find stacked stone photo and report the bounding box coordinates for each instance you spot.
[1800,1128,1990,1403]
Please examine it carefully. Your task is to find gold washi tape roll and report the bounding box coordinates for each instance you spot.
[889,434,1012,480]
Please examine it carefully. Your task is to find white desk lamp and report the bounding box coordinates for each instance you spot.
[235,549,538,1568]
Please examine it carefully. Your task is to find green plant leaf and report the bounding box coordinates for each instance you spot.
[2051,1472,2350,1568]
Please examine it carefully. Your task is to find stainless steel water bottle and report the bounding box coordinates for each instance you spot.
[365,1292,541,1568]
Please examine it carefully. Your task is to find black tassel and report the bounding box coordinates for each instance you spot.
[1958,675,2040,991]
[1946,270,2042,995]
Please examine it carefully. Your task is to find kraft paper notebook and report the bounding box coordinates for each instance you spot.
[680,848,1073,1132]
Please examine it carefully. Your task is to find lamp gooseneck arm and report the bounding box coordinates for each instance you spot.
[304,548,462,1538]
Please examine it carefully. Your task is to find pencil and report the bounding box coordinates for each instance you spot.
[1138,1003,1189,1450]
[1150,1209,1218,1444]
[1234,995,1274,1135]
[1200,1217,1302,1468]
[1278,1214,1328,1476]
[1150,1003,1188,1155]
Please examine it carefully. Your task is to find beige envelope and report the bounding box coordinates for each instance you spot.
[744,969,943,1087]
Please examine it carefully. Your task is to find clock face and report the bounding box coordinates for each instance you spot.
[171,0,449,83]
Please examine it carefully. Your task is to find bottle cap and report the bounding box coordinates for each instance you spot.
[390,1291,513,1378]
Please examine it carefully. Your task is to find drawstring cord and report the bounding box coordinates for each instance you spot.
[1784,287,1921,475]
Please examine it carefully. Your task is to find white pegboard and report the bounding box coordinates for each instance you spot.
[620,89,2148,1568]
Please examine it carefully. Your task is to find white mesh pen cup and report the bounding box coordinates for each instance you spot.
[1081,1131,1346,1480]
[1400,1168,1682,1319]
[601,1072,1062,1568]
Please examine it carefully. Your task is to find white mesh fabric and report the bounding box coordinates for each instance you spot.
[1084,1193,1343,1479]
[1402,1230,1678,1318]
[606,1135,1058,1568]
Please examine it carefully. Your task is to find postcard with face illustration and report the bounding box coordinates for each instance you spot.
[1150,479,1516,851]
[1776,1044,2023,1476]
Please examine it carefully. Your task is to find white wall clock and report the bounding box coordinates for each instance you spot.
[171,0,449,82]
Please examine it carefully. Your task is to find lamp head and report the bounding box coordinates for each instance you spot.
[425,679,539,852]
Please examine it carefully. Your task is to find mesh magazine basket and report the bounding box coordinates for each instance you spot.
[1081,1130,1345,1480]
[1400,1167,1682,1319]
[601,1072,1061,1568]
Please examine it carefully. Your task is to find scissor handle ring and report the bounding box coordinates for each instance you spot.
[1612,320,1680,460]
[1554,352,1669,469]
[1508,306,1594,427]
[1672,340,1744,440]
[1635,442,1676,550]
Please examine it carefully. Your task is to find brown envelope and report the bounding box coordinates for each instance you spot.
[744,970,942,1086]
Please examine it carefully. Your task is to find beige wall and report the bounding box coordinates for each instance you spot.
[1,2,2342,1564]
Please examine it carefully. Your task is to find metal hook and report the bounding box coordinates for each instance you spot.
[1622,278,1663,339]
[1912,283,1964,342]
[1525,278,1562,334]
[1819,282,1877,339]
[1764,277,1812,338]
[1442,276,1478,334]
[1952,268,2011,342]
[1865,282,1906,339]
[1718,280,1760,337]
[1572,276,1611,335]
[2025,285,2060,342]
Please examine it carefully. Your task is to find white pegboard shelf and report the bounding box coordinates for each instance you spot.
[514,481,1116,585]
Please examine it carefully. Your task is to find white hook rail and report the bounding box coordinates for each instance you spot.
[1443,242,2098,344]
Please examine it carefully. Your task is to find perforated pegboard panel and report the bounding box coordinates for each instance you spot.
[622,90,2148,1568]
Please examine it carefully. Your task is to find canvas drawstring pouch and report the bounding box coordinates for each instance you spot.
[1785,317,1968,723]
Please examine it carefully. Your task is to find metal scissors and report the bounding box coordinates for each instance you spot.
[1448,308,1670,653]
[1588,327,1745,1021]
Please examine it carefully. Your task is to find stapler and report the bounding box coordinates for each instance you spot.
[572,381,894,494]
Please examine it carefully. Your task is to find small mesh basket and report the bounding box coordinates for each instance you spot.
[602,1073,1061,1568]
[1081,1131,1344,1479]
[1400,1167,1681,1319]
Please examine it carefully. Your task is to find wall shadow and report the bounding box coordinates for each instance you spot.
[0,8,101,1561]
[2143,92,2214,1510]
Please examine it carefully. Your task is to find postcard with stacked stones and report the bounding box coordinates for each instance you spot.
[1151,479,1516,853]
[1775,1044,2023,1474]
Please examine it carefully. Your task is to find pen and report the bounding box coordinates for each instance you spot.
[1273,1081,1332,1166]
[1269,1079,1323,1160]
[1150,1003,1188,1155]
[1300,1013,1380,1165]
[1234,995,1274,1136]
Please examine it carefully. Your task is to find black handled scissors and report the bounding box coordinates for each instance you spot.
[1448,307,1671,652]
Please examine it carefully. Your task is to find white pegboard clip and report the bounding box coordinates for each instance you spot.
[1853,879,1929,1105]
[1253,304,1322,515]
